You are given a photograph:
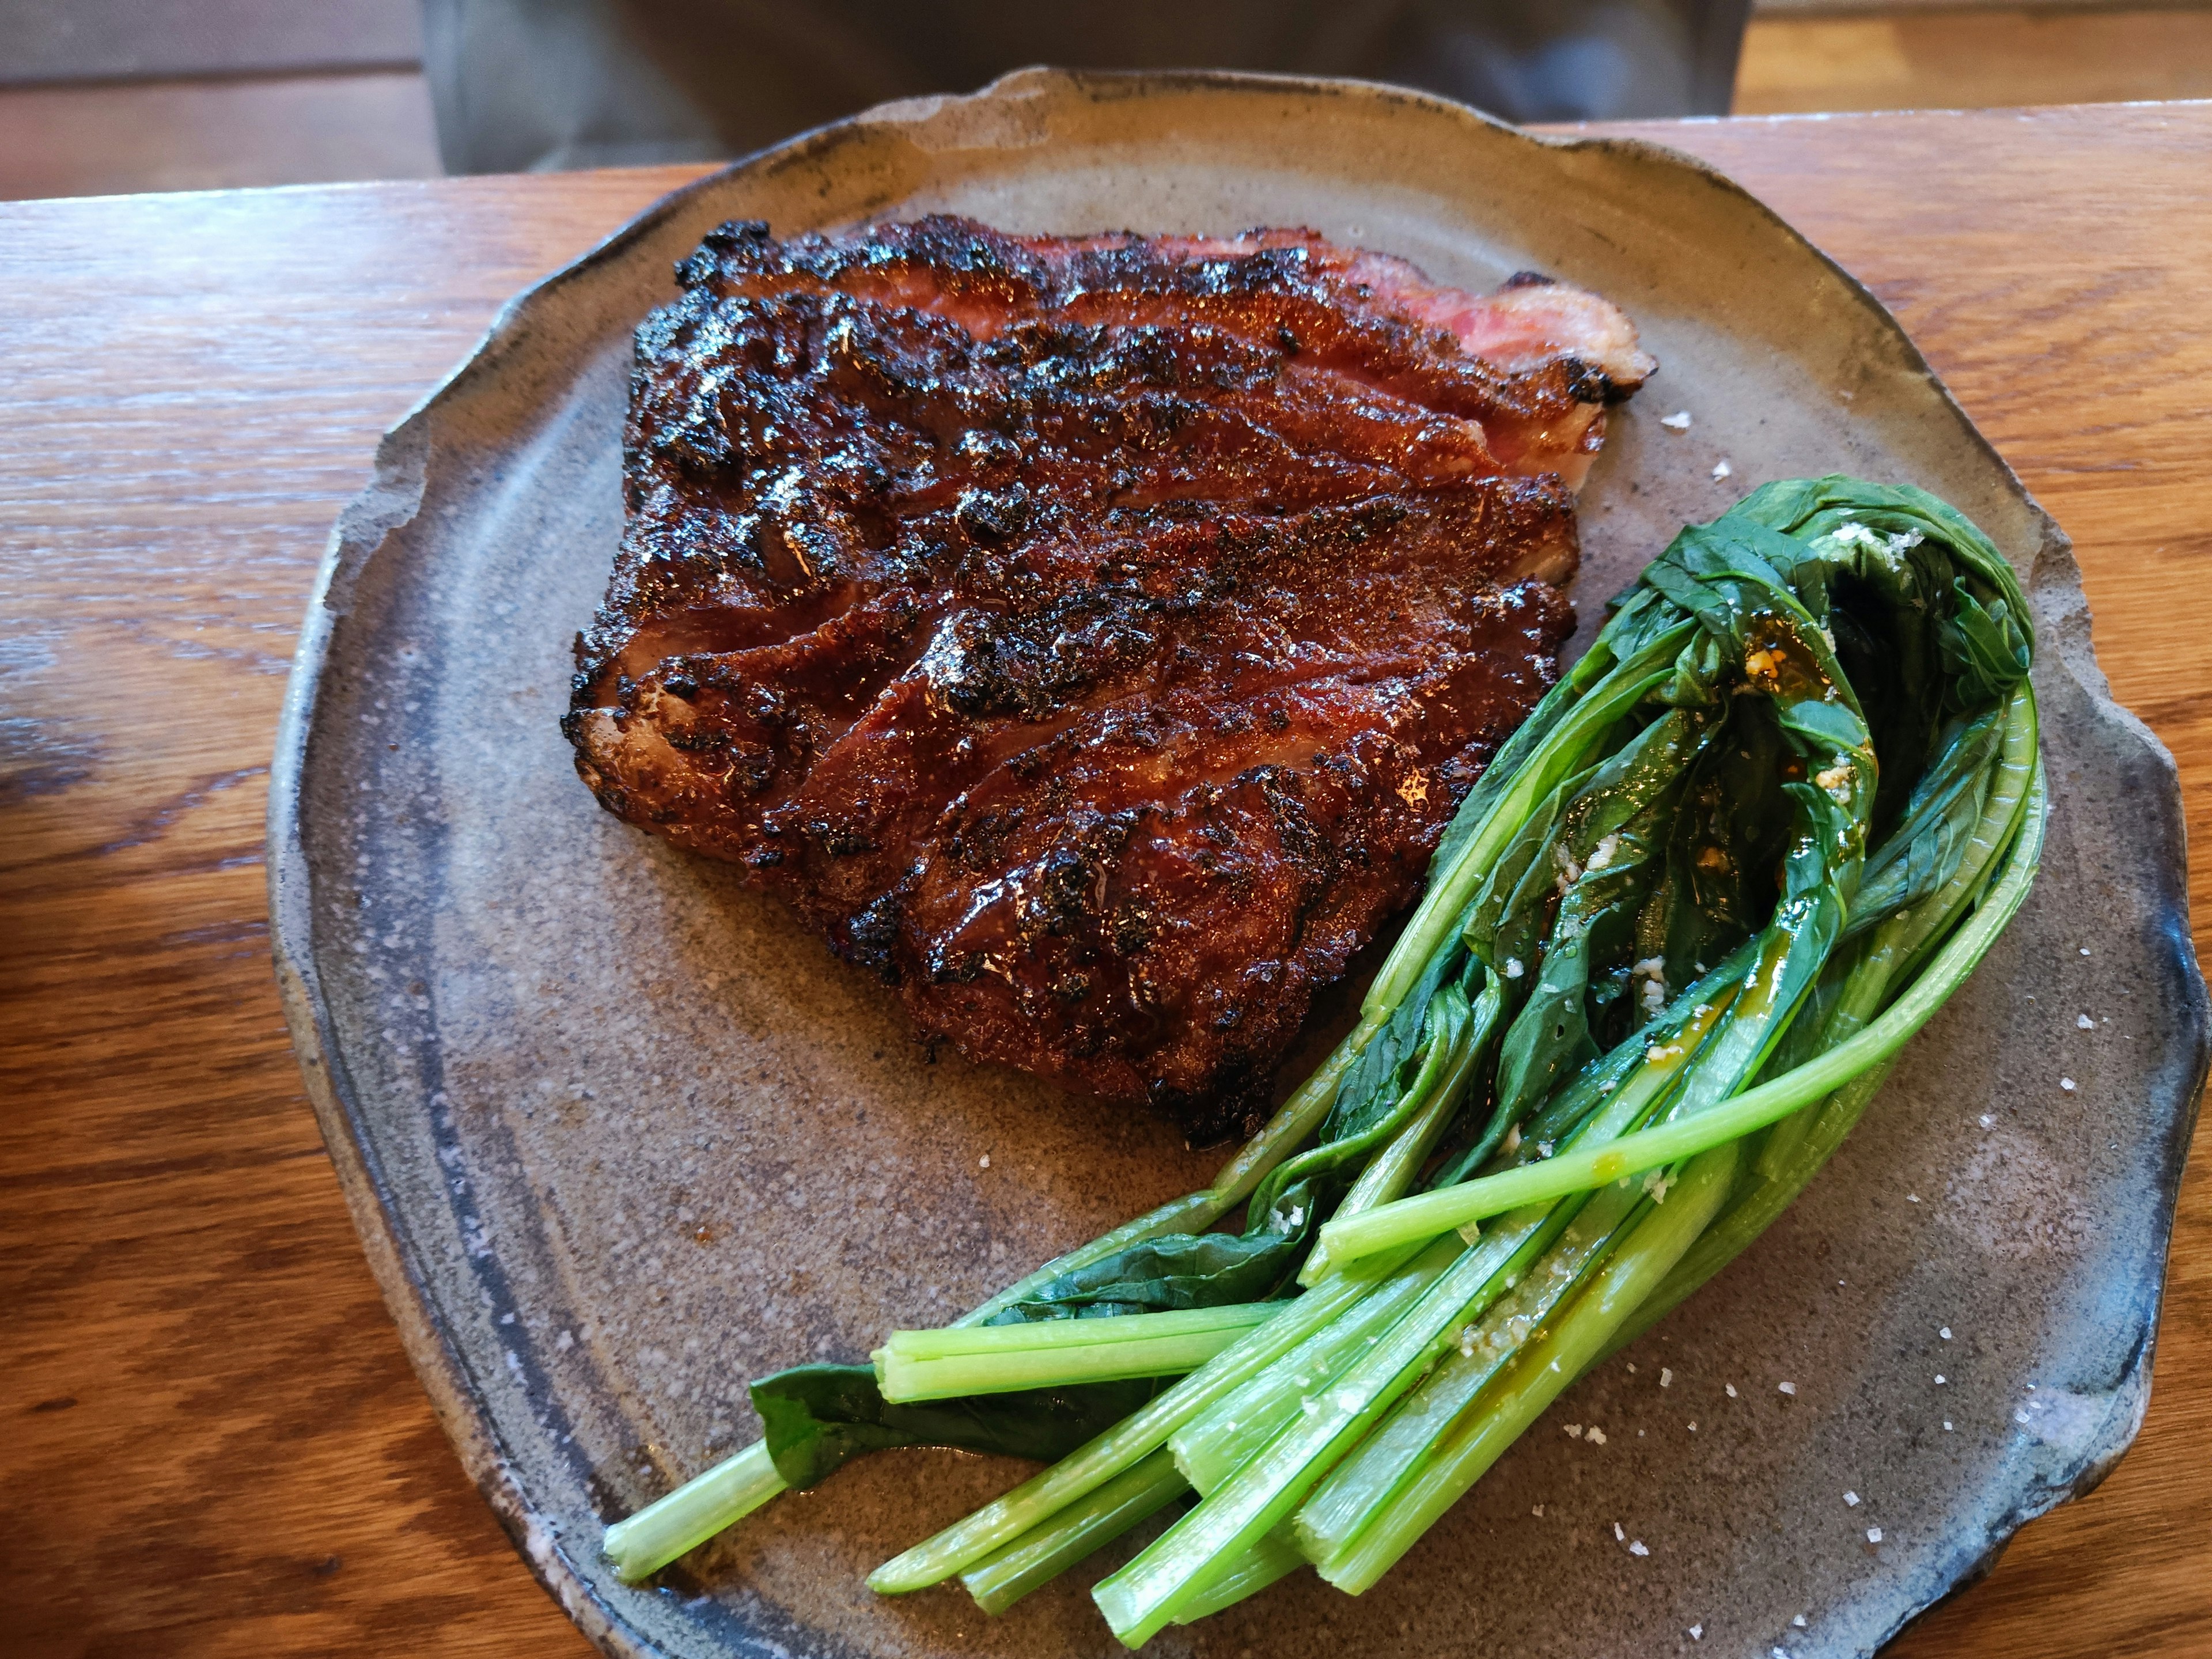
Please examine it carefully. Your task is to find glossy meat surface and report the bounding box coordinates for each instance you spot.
[566,217,1649,1141]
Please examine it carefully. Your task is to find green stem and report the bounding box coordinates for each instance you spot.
[1169,1233,1478,1495]
[604,996,1381,1582]
[956,1190,1229,1328]
[1605,1053,1899,1361]
[600,1441,786,1584]
[1293,1175,1646,1564]
[877,1074,1493,1592]
[875,1303,1285,1402]
[1316,777,2043,1269]
[1365,631,1695,1020]
[866,1249,1414,1594]
[1094,1191,1601,1645]
[1614,700,2040,1353]
[1297,989,1496,1286]
[1172,1528,1307,1623]
[948,1103,1496,1613]
[959,1448,1190,1615]
[1310,1141,1742,1593]
[1168,965,1743,1501]
[1202,1029,1369,1213]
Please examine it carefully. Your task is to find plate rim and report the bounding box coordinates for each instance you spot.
[266,65,2209,1659]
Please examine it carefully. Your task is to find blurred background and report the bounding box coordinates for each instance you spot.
[1,0,2207,202]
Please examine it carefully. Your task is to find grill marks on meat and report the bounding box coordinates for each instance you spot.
[567,216,1649,1141]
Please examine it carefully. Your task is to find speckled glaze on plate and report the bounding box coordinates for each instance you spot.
[268,69,2205,1659]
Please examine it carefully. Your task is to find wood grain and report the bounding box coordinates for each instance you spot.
[1733,11,2212,113]
[0,71,444,203]
[2,106,2207,1658]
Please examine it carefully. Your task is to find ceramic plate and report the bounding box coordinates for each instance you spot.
[269,69,2206,1659]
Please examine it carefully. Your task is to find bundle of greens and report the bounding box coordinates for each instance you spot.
[603,476,2043,1643]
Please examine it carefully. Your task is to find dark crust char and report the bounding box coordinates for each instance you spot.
[566,215,1642,1141]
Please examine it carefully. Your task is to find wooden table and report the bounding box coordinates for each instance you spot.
[3,103,2206,1658]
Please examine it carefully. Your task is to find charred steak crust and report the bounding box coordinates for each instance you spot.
[566,216,1649,1142]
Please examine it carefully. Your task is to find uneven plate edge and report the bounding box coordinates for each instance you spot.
[260,67,2210,1659]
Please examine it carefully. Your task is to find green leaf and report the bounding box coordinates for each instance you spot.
[752,1363,1169,1490]
[1846,707,2004,937]
[983,1220,1315,1321]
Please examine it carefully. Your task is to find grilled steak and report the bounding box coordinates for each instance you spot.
[566,216,1652,1141]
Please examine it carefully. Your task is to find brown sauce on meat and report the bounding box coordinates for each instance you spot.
[565,215,1649,1141]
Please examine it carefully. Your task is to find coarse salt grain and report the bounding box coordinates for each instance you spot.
[1944,1420,1954,1431]
[1979,1114,1994,1128]
[2080,946,2092,956]
[1690,1626,1703,1641]
[1940,1327,1952,1340]
[1778,1381,1797,1396]
[2077,1014,2094,1029]
[1661,410,1693,430]
[1661,1367,1674,1387]
[1629,1540,1650,1556]
[1844,1491,1860,1507]
[1688,1421,1698,1431]
[1867,1527,1884,1544]
[2061,1077,2077,1092]
[1726,1384,1738,1398]
[1794,1616,1808,1628]
[1713,458,1733,480]
[1936,1374,1947,1385]
[1613,1521,1625,1541]
[978,1154,990,1168]
[1907,1193,1921,1202]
